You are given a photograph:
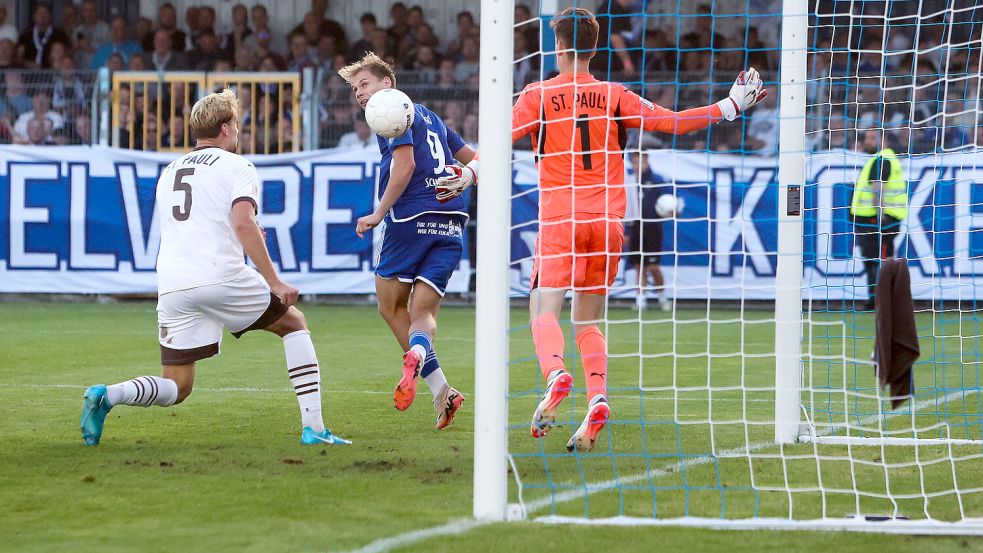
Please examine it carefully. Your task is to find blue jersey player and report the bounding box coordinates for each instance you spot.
[339,53,479,429]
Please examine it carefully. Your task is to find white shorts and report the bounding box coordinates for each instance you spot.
[156,268,287,365]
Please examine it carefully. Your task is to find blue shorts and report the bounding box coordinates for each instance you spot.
[376,213,466,296]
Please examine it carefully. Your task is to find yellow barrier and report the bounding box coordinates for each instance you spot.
[111,71,301,154]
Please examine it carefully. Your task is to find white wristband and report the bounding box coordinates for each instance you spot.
[465,158,479,184]
[715,97,739,121]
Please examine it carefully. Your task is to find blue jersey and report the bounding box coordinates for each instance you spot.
[376,103,468,221]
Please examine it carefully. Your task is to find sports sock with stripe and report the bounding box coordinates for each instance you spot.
[105,376,178,407]
[421,352,449,399]
[531,312,566,379]
[408,330,432,364]
[283,330,324,432]
[576,325,608,403]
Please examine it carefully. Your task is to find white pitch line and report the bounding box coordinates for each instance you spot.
[344,518,490,553]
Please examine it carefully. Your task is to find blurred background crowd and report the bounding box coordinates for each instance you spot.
[0,0,979,153]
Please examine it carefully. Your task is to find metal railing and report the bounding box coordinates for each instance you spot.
[108,70,302,153]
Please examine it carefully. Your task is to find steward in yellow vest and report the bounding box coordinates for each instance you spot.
[851,130,908,310]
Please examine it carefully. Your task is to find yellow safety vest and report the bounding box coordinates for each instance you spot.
[851,148,908,220]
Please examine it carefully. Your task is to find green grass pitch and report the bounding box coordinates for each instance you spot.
[1,301,980,552]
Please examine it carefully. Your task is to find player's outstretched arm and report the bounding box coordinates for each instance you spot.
[356,144,415,237]
[625,67,767,135]
[435,145,478,203]
[232,201,298,306]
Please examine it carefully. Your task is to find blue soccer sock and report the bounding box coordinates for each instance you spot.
[408,330,432,363]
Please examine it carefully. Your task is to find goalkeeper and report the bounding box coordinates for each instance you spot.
[438,6,767,452]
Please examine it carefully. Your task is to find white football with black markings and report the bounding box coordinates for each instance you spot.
[365,88,415,139]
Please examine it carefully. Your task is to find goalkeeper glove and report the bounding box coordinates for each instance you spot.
[435,159,479,203]
[716,67,768,121]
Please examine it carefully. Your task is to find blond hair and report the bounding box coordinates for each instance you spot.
[337,52,397,87]
[189,88,239,140]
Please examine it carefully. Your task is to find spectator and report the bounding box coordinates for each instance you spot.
[296,9,347,56]
[163,113,186,148]
[190,7,217,50]
[287,32,317,72]
[106,52,125,72]
[0,38,18,69]
[150,28,189,71]
[243,6,286,56]
[641,29,677,73]
[17,116,56,145]
[387,2,410,45]
[337,117,373,149]
[409,45,440,81]
[224,4,252,58]
[680,4,725,51]
[514,4,538,60]
[46,40,70,69]
[60,4,80,43]
[233,46,255,71]
[462,112,478,144]
[369,28,392,59]
[446,11,476,61]
[315,35,339,70]
[436,58,456,89]
[258,53,284,73]
[92,16,143,69]
[213,59,233,73]
[513,29,538,92]
[184,6,202,46]
[132,17,153,47]
[53,56,88,118]
[0,71,32,119]
[349,13,378,62]
[188,28,227,71]
[0,4,17,43]
[595,0,644,76]
[744,95,778,155]
[142,3,186,53]
[74,0,110,69]
[454,36,480,83]
[69,113,93,145]
[18,4,71,68]
[13,91,64,141]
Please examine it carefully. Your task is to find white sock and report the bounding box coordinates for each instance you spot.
[106,376,178,407]
[409,344,427,362]
[424,367,449,399]
[283,330,325,432]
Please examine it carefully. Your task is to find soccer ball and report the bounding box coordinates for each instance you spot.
[364,88,415,139]
[655,194,685,218]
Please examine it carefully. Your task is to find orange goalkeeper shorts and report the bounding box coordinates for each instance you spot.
[530,217,624,294]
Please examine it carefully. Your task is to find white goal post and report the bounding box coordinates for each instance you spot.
[473,0,513,522]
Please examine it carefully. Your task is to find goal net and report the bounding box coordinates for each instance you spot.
[473,0,983,532]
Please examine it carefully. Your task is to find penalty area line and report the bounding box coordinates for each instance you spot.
[342,518,491,553]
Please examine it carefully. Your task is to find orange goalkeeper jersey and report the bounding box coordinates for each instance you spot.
[512,72,724,221]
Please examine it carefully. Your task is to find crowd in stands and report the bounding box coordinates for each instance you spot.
[0,0,978,153]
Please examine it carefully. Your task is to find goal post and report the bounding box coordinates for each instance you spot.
[473,0,513,522]
[774,0,808,444]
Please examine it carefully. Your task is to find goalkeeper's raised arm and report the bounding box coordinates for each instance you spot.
[511,7,767,146]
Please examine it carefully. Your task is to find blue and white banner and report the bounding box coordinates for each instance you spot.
[1,146,981,300]
[0,145,469,294]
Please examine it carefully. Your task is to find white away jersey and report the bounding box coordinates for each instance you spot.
[155,146,260,294]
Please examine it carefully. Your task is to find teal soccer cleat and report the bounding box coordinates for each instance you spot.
[80,385,113,446]
[300,427,351,446]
